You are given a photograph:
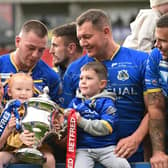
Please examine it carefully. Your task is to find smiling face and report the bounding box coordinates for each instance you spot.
[8,74,33,103]
[77,21,109,61]
[155,27,168,60]
[15,31,47,71]
[79,69,106,98]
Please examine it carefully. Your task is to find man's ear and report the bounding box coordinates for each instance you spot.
[67,42,76,54]
[104,26,110,35]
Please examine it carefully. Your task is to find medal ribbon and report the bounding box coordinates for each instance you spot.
[66,109,77,168]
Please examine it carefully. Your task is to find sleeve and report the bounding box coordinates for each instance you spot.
[137,13,159,52]
[123,10,160,53]
[78,118,110,136]
[145,48,162,93]
[78,98,118,136]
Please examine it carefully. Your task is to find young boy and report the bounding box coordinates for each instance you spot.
[67,62,130,168]
[0,72,55,168]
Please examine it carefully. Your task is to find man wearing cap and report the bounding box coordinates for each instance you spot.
[123,0,168,53]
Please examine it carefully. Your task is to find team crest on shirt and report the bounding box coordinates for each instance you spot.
[117,70,129,81]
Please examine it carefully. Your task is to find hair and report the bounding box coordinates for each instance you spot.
[20,20,48,38]
[52,22,82,52]
[157,13,168,28]
[8,72,34,89]
[76,9,111,30]
[81,61,107,80]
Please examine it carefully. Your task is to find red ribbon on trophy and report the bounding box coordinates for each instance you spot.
[66,109,77,168]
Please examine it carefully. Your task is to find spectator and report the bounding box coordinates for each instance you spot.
[123,0,168,53]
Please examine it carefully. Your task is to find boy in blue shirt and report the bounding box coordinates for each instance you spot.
[66,62,130,168]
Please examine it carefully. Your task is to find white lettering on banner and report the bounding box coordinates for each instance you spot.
[0,111,11,132]
[4,112,10,120]
[68,117,76,152]
[67,158,73,168]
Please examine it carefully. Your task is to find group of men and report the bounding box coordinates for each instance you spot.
[0,7,168,168]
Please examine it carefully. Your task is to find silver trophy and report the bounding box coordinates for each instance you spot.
[15,86,64,164]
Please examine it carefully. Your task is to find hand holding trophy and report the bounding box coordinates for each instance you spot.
[15,86,64,164]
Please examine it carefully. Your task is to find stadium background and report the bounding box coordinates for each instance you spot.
[0,0,149,66]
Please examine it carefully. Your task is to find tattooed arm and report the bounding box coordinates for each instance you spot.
[148,91,168,168]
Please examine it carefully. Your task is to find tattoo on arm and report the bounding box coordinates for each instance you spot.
[149,119,166,152]
[148,92,166,152]
[148,92,163,105]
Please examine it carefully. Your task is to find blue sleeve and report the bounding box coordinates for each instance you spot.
[98,98,118,130]
[145,48,162,92]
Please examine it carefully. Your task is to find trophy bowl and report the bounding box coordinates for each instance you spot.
[15,87,64,164]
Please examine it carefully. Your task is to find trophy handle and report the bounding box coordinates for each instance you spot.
[50,108,67,140]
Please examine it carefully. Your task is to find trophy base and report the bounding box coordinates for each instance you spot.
[15,148,46,165]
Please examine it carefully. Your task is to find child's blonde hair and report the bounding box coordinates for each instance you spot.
[8,72,34,89]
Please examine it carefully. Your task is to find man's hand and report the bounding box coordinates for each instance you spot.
[150,151,168,168]
[19,130,35,147]
[115,135,139,158]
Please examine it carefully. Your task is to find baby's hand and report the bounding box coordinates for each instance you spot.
[19,130,35,147]
[6,114,16,133]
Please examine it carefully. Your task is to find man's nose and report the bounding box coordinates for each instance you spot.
[154,40,161,48]
[32,49,41,58]
[49,46,54,54]
[80,39,88,48]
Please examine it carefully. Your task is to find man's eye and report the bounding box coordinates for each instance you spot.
[28,47,35,50]
[39,48,45,53]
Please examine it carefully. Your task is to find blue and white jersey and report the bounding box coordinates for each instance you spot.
[0,53,62,103]
[69,90,118,149]
[145,48,168,96]
[63,46,148,161]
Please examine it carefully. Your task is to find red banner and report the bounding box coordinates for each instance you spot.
[66,109,77,168]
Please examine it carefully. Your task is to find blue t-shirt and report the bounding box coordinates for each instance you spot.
[62,46,148,162]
